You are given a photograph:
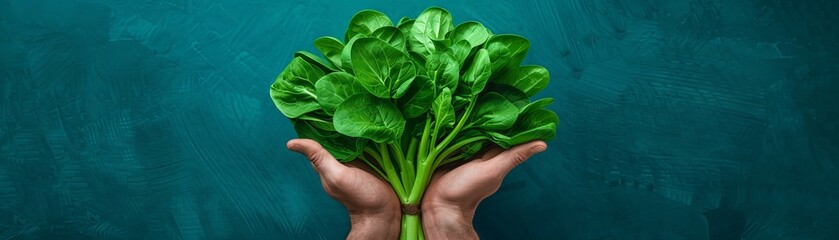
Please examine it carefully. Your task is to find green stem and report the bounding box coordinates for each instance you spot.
[376,143,407,202]
[407,159,433,203]
[403,214,420,240]
[363,147,381,161]
[435,151,471,170]
[390,143,413,193]
[357,155,387,179]
[404,138,419,191]
[434,98,477,155]
[417,116,433,161]
[433,136,487,166]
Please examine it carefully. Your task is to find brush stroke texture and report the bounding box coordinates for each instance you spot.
[1,0,837,239]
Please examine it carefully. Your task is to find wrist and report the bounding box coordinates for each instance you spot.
[421,201,478,239]
[347,211,400,240]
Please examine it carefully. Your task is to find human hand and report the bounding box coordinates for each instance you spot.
[287,139,400,240]
[421,141,548,240]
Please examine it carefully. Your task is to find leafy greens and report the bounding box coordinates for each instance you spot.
[270,7,557,240]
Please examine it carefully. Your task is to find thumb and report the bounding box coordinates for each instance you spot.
[287,139,345,176]
[489,141,547,175]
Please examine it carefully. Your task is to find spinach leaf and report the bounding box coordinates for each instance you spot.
[279,56,325,84]
[411,7,454,54]
[397,19,427,56]
[485,83,529,109]
[297,109,335,131]
[487,109,557,148]
[432,87,456,130]
[468,92,519,130]
[293,119,365,161]
[425,51,459,92]
[492,65,549,96]
[451,21,490,49]
[334,93,406,143]
[270,57,324,118]
[351,37,417,99]
[371,26,406,50]
[314,36,345,68]
[341,35,365,74]
[270,76,319,118]
[315,72,367,114]
[448,40,472,66]
[519,98,554,115]
[345,10,392,42]
[398,75,436,118]
[461,48,492,97]
[485,34,529,75]
[294,51,338,73]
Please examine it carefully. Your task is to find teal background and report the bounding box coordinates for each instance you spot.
[1,0,837,239]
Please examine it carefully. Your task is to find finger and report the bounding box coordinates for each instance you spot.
[480,146,504,160]
[287,139,345,177]
[488,141,547,175]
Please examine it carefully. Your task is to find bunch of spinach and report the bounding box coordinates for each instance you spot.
[270,7,557,239]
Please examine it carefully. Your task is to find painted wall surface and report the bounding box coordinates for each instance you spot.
[1,0,837,239]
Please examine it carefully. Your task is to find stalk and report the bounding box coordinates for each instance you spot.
[403,214,420,240]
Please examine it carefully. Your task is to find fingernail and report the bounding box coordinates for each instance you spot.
[530,145,546,154]
[287,142,299,151]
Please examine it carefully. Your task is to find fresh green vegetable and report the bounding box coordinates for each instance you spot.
[270,7,558,240]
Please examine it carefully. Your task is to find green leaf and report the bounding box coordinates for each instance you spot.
[468,92,519,130]
[486,83,529,109]
[270,77,320,118]
[315,72,367,114]
[351,37,417,99]
[452,129,488,155]
[411,7,454,54]
[294,51,338,73]
[370,26,406,50]
[398,75,436,118]
[462,48,492,96]
[341,35,365,74]
[297,110,335,131]
[487,109,557,148]
[519,98,554,115]
[408,50,427,71]
[398,19,427,56]
[398,17,411,25]
[270,57,325,118]
[492,65,549,96]
[431,39,451,51]
[448,40,472,65]
[293,119,365,161]
[279,57,325,84]
[334,93,406,143]
[451,21,490,49]
[425,51,459,92]
[345,10,392,42]
[485,34,529,75]
[432,87,455,130]
[452,94,470,110]
[314,36,345,68]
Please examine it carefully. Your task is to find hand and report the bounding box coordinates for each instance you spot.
[421,141,547,240]
[287,139,401,240]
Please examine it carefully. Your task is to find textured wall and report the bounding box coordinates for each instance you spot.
[1,0,837,239]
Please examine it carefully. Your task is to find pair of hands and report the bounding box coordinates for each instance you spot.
[287,139,547,240]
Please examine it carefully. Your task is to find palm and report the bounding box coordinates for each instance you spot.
[323,161,399,213]
[424,141,547,209]
[288,139,400,215]
[425,150,505,208]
